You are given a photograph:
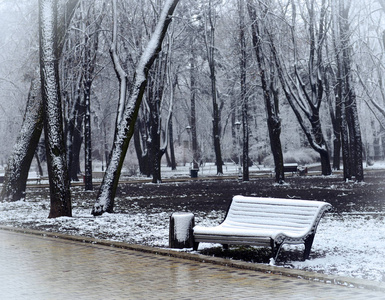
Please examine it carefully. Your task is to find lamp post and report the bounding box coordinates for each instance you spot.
[186,125,195,177]
[235,120,242,180]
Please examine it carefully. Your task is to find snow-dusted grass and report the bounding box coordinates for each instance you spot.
[290,213,385,282]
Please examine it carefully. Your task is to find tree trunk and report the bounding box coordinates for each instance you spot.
[71,92,84,181]
[92,0,180,216]
[247,0,284,183]
[1,0,80,201]
[134,118,151,176]
[340,0,364,182]
[1,77,43,201]
[66,76,83,182]
[269,86,285,183]
[82,15,99,190]
[267,0,332,176]
[148,54,167,184]
[168,113,177,170]
[39,0,71,218]
[346,90,364,181]
[205,1,223,175]
[239,0,249,181]
[84,78,93,190]
[190,44,199,170]
[149,85,162,183]
[324,66,341,170]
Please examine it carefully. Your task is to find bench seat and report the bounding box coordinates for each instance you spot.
[193,196,332,261]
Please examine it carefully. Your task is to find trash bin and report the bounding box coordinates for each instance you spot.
[169,212,195,249]
[190,169,199,178]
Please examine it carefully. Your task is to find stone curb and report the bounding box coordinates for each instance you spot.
[1,225,384,293]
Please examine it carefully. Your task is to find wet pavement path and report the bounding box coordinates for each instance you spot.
[0,229,384,300]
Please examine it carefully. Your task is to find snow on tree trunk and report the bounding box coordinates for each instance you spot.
[110,0,128,143]
[1,0,80,202]
[84,79,93,191]
[1,76,43,201]
[82,11,99,191]
[91,0,180,216]
[39,0,71,218]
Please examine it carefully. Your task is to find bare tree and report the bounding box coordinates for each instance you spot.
[1,76,43,201]
[204,0,223,175]
[1,0,79,202]
[271,0,332,176]
[338,0,364,181]
[39,0,71,218]
[238,0,249,181]
[247,0,284,183]
[91,0,180,216]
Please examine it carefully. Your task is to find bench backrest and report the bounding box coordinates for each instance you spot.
[224,196,331,234]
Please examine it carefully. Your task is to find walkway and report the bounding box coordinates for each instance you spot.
[0,229,384,300]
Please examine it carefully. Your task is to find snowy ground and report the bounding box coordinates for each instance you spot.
[1,162,385,282]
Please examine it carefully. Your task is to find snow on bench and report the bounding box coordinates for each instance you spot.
[283,163,298,174]
[193,195,332,261]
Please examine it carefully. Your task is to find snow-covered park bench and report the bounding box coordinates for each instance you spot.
[283,163,298,174]
[193,195,332,261]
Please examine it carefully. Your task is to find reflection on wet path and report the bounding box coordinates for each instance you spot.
[0,230,384,299]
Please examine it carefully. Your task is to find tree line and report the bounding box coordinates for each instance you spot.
[1,0,385,217]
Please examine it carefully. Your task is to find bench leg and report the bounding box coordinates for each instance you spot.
[193,241,199,251]
[270,239,283,262]
[303,233,315,260]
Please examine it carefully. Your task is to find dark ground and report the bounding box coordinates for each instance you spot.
[110,170,385,215]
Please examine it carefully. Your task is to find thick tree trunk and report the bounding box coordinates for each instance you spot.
[310,112,332,175]
[1,0,80,201]
[91,0,179,216]
[1,77,43,201]
[39,0,71,218]
[148,55,167,184]
[340,1,364,182]
[346,91,364,181]
[269,87,285,183]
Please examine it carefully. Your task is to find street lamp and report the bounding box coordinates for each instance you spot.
[235,121,242,180]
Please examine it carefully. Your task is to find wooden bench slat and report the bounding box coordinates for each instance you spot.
[229,212,317,220]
